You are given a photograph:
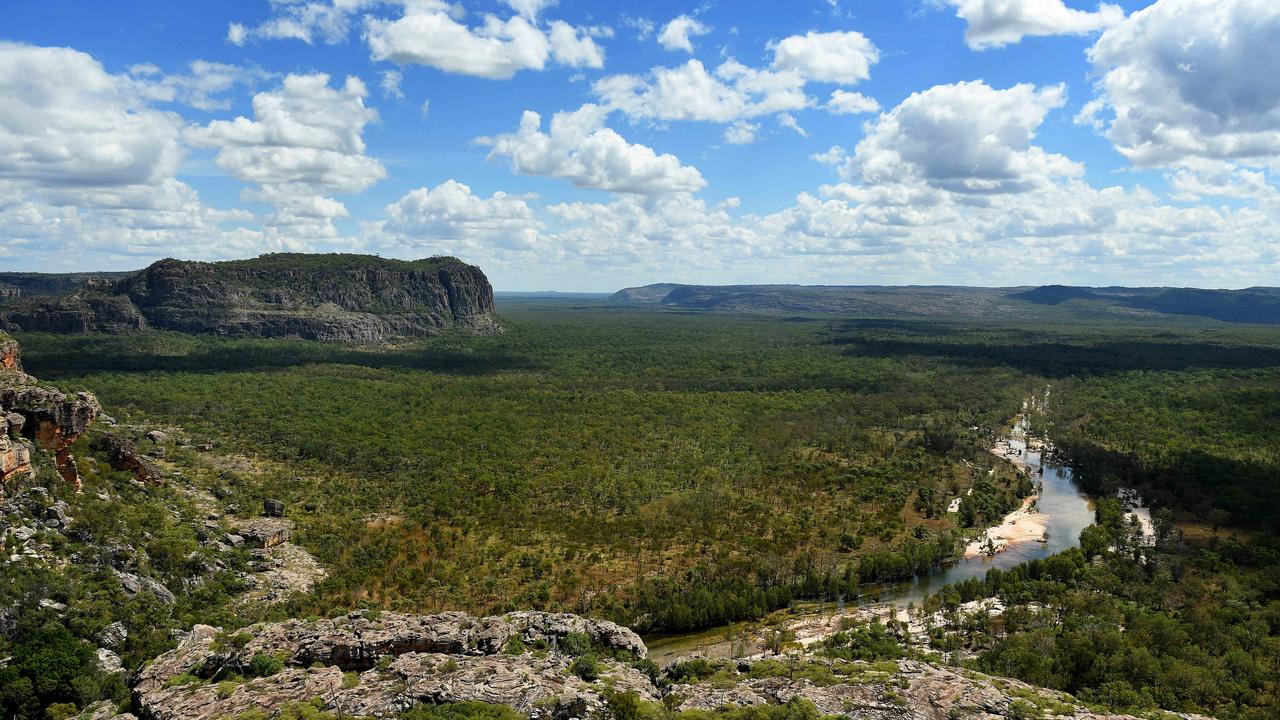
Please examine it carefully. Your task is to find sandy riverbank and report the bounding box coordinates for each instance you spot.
[963,495,1048,558]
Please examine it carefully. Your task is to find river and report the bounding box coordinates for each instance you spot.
[643,415,1095,662]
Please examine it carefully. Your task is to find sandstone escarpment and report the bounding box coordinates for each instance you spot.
[0,254,499,343]
[0,331,100,491]
[135,611,1213,720]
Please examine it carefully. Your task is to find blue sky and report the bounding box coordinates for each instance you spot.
[1,0,1277,290]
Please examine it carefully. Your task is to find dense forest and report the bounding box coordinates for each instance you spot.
[5,299,1280,719]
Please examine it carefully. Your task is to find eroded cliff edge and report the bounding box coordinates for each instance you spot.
[0,254,498,343]
[0,330,100,491]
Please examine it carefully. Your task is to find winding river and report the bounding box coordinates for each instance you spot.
[643,416,1095,662]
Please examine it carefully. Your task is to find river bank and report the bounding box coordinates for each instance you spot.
[645,404,1094,664]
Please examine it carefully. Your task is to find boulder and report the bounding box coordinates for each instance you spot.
[263,498,284,517]
[116,570,176,605]
[91,433,162,484]
[99,620,129,649]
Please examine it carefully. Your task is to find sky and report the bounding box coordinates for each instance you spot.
[1,0,1278,291]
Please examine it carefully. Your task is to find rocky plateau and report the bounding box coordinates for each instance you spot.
[0,254,499,343]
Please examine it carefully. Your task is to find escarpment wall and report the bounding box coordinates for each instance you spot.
[0,254,498,343]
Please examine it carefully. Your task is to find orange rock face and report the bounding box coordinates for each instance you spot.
[1,334,98,493]
[0,433,34,485]
[0,335,18,370]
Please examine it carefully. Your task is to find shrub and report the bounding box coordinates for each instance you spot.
[558,632,592,657]
[501,635,525,655]
[569,654,599,682]
[247,654,285,678]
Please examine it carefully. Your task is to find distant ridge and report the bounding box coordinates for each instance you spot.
[612,282,1280,324]
[1009,285,1280,324]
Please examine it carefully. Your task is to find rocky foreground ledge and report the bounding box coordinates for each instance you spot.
[131,610,1209,720]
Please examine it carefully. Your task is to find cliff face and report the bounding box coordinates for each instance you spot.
[0,254,498,343]
[0,331,100,491]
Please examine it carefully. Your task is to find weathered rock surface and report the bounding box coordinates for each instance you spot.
[135,611,650,720]
[90,432,162,484]
[0,254,499,343]
[134,612,1216,720]
[0,332,100,491]
[234,517,292,549]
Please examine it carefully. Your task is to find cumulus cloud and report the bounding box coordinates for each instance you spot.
[827,89,879,115]
[724,121,760,145]
[229,0,379,45]
[657,15,711,53]
[0,43,185,189]
[593,59,808,123]
[381,179,541,251]
[127,60,270,111]
[484,104,706,194]
[1081,0,1280,169]
[595,28,878,128]
[189,73,386,238]
[547,21,607,69]
[504,0,557,20]
[365,2,607,78]
[230,1,606,79]
[940,0,1124,49]
[770,30,879,84]
[832,80,1080,195]
[0,43,275,268]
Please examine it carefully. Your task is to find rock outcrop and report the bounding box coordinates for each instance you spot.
[134,611,1211,720]
[0,332,100,491]
[135,611,650,720]
[0,254,499,343]
[90,432,162,484]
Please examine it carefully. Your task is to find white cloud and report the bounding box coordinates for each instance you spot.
[770,30,879,84]
[0,44,275,269]
[485,104,706,195]
[129,60,270,111]
[1083,0,1280,168]
[548,20,606,69]
[620,16,656,41]
[189,73,386,238]
[380,69,404,99]
[594,59,808,123]
[724,121,759,145]
[364,1,605,79]
[657,15,711,53]
[778,113,809,137]
[231,0,606,79]
[1168,159,1277,201]
[189,74,383,192]
[0,43,185,189]
[833,80,1080,195]
[827,89,879,115]
[381,179,542,252]
[227,22,248,45]
[366,8,551,80]
[940,0,1124,50]
[595,29,880,128]
[504,0,557,20]
[231,0,380,45]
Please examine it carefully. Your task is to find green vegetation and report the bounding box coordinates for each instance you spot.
[6,297,1280,720]
[16,302,1036,634]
